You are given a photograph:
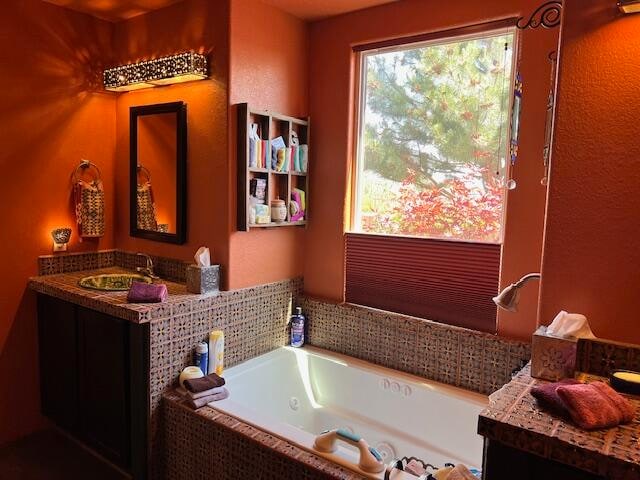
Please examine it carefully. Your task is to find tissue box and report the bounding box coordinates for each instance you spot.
[186,265,220,295]
[531,325,577,381]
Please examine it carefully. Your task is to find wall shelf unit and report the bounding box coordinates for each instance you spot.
[237,103,309,231]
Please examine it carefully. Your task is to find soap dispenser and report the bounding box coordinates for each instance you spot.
[289,307,306,348]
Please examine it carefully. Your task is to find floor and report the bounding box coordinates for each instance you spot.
[0,429,128,480]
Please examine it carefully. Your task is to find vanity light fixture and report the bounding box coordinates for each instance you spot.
[104,52,208,92]
[619,0,640,13]
[51,227,72,252]
[493,273,541,312]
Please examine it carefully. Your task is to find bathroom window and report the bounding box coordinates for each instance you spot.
[352,29,515,244]
[346,25,516,333]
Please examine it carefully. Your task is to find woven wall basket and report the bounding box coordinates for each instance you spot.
[73,161,105,238]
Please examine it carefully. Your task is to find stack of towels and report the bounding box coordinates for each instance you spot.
[180,373,229,409]
[531,379,636,430]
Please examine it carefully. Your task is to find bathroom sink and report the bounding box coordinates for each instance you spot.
[79,273,153,291]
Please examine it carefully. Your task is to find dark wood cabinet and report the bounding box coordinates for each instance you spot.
[37,295,79,432]
[483,440,604,480]
[37,294,149,479]
[77,307,130,467]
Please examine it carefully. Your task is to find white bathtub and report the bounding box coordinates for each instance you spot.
[213,347,487,479]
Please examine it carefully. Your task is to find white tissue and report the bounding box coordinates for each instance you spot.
[546,310,596,339]
[194,247,211,267]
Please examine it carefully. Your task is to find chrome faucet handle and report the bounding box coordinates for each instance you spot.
[135,253,159,279]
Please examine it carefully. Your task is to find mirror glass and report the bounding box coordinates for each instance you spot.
[130,102,187,244]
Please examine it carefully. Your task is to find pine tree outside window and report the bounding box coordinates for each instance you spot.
[352,29,516,244]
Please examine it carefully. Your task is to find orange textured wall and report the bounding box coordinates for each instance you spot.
[113,0,231,283]
[306,0,559,340]
[227,0,308,289]
[0,0,116,445]
[540,0,640,343]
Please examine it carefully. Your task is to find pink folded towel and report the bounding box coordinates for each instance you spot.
[177,386,227,400]
[556,382,634,430]
[186,387,229,409]
[531,378,581,416]
[127,282,168,303]
[591,381,636,423]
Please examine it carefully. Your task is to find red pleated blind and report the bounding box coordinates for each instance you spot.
[345,233,501,333]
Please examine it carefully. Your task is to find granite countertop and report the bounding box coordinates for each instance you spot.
[28,267,217,323]
[478,364,640,479]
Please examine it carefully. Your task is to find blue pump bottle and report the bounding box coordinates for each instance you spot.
[290,307,306,348]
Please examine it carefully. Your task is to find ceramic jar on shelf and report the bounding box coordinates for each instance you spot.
[270,198,287,223]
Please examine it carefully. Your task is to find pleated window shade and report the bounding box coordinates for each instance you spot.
[345,233,501,333]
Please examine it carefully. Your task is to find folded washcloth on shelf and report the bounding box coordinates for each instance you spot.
[127,282,168,303]
[183,372,226,393]
[556,381,636,430]
[187,387,229,409]
[531,378,581,416]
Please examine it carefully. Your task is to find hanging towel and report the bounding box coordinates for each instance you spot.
[137,182,158,231]
[73,161,105,238]
[136,165,158,231]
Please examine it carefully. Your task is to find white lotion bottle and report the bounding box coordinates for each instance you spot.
[208,330,224,375]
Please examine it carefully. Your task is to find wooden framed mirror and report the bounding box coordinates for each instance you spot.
[130,101,187,244]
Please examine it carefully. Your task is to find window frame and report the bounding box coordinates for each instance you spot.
[350,22,520,246]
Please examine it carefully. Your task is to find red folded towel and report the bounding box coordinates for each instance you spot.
[556,382,634,430]
[591,381,636,423]
[127,282,168,303]
[531,378,581,416]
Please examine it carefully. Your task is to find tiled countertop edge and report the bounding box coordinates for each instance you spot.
[163,390,368,480]
[28,276,141,322]
[477,415,629,477]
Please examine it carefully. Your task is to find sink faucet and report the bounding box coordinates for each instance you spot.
[136,253,159,279]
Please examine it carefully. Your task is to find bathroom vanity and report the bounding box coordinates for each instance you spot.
[30,260,196,480]
[29,250,300,480]
[37,293,149,477]
[478,364,640,480]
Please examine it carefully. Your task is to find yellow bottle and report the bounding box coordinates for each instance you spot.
[208,330,224,376]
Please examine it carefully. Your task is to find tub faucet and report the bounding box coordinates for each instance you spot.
[136,253,159,279]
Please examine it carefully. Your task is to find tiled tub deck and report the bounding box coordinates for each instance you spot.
[31,249,535,479]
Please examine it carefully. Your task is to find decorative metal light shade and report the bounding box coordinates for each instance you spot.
[104,52,208,92]
[619,0,640,13]
[51,227,72,252]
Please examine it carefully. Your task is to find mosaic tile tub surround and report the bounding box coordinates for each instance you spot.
[300,298,531,395]
[478,365,640,479]
[148,277,302,479]
[163,390,368,480]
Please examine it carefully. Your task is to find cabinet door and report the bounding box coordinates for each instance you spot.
[37,294,79,432]
[77,306,130,469]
